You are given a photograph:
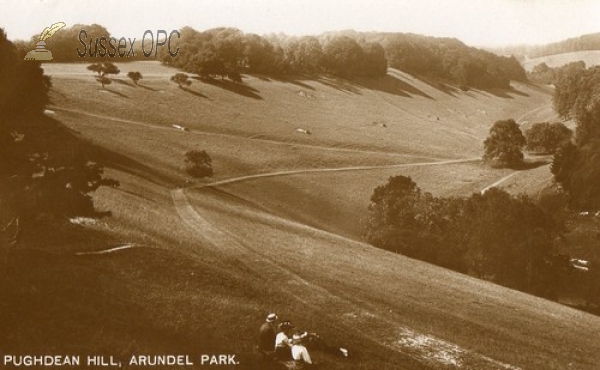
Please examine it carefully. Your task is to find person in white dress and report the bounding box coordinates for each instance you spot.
[274,321,294,360]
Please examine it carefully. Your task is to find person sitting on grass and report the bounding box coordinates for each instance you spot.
[275,321,295,360]
[291,332,314,367]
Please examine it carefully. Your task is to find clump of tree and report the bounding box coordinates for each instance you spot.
[528,61,586,85]
[366,175,564,295]
[0,28,117,250]
[127,71,143,85]
[184,150,213,178]
[171,73,192,88]
[551,65,600,208]
[368,32,527,89]
[483,119,526,168]
[525,122,573,154]
[87,62,120,88]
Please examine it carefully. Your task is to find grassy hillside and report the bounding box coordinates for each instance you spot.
[3,61,595,370]
[522,50,600,72]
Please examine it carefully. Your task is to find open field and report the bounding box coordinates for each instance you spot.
[3,61,597,370]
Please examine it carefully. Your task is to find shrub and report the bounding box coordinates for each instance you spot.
[184,150,213,178]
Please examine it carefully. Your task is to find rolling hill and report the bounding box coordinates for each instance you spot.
[3,61,599,370]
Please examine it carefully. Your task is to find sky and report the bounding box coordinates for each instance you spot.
[2,0,600,48]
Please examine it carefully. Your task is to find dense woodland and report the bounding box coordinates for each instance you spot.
[551,64,600,209]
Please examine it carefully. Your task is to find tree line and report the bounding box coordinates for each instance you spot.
[14,24,528,88]
[160,27,526,87]
[159,27,388,79]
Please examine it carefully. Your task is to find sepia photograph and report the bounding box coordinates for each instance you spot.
[1,0,600,368]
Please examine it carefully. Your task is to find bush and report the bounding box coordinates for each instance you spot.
[184,150,213,178]
[171,73,192,87]
[127,71,143,85]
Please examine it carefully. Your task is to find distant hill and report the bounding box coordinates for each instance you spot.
[523,50,600,72]
[527,32,600,58]
[492,32,600,60]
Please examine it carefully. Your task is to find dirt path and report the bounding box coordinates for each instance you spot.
[75,244,137,256]
[189,157,481,189]
[479,171,521,194]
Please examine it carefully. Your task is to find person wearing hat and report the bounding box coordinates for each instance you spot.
[274,320,295,360]
[291,331,314,366]
[257,313,278,359]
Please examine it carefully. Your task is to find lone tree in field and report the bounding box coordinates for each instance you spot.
[525,122,572,154]
[127,71,143,85]
[171,73,192,88]
[88,62,120,88]
[184,150,213,178]
[87,62,104,76]
[483,119,526,168]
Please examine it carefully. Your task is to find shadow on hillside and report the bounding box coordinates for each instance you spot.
[90,144,177,187]
[399,72,532,99]
[113,78,159,92]
[137,84,159,92]
[180,86,209,99]
[252,74,273,82]
[268,72,434,98]
[104,89,129,99]
[477,85,531,99]
[315,76,362,94]
[356,74,434,99]
[27,114,177,189]
[414,75,461,97]
[195,77,263,100]
[513,159,551,171]
[268,75,317,91]
[113,79,134,87]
